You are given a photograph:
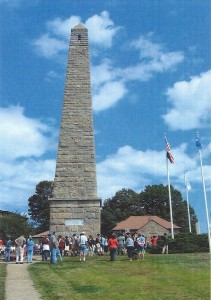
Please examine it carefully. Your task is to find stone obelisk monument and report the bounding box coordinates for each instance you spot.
[49,23,101,237]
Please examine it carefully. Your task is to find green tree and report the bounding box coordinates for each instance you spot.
[28,181,53,232]
[101,185,198,235]
[140,184,197,233]
[140,184,170,218]
[101,188,144,235]
[0,212,35,242]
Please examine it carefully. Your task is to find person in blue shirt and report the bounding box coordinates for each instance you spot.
[26,235,35,263]
[5,236,12,262]
[137,234,146,260]
[50,232,60,264]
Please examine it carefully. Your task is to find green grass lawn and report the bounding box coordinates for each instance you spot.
[29,253,210,300]
[0,263,7,300]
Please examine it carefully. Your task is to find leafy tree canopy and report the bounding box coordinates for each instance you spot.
[140,184,197,232]
[101,185,198,236]
[101,188,144,234]
[28,181,53,232]
[0,212,35,243]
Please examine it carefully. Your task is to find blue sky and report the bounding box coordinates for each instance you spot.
[0,0,210,233]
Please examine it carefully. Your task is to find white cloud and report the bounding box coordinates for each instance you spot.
[32,34,67,58]
[33,11,119,59]
[45,11,118,48]
[32,15,184,112]
[0,106,54,160]
[188,165,211,186]
[163,70,211,130]
[46,16,81,40]
[1,104,209,210]
[91,59,116,88]
[91,60,127,111]
[96,144,198,201]
[93,81,127,112]
[0,105,56,210]
[0,159,55,210]
[120,36,184,81]
[91,35,184,112]
[203,142,211,159]
[131,35,163,59]
[131,35,184,65]
[85,11,119,48]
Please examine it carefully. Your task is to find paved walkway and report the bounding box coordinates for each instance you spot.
[5,261,42,300]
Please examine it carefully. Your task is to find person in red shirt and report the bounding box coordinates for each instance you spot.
[151,236,157,247]
[108,233,119,261]
[0,239,4,256]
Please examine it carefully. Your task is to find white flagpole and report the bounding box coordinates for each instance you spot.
[198,146,211,253]
[166,157,174,239]
[184,173,191,233]
[165,134,174,239]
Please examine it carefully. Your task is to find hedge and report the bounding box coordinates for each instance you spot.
[147,233,209,254]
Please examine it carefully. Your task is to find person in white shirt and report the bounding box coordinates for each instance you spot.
[78,232,88,261]
[15,235,26,264]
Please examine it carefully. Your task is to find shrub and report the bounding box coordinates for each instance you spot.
[147,233,209,254]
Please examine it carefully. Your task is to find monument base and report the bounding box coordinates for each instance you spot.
[49,199,101,237]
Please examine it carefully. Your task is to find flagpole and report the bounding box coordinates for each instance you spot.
[184,172,191,233]
[197,145,211,253]
[165,134,174,239]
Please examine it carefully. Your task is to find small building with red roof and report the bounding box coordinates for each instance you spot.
[112,215,180,240]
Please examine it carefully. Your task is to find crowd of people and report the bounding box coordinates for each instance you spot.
[108,232,148,261]
[0,234,36,264]
[0,231,168,264]
[48,232,109,264]
[107,232,169,261]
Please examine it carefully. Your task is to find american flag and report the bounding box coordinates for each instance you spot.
[165,138,174,164]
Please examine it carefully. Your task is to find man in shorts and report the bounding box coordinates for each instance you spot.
[137,234,145,260]
[78,232,88,261]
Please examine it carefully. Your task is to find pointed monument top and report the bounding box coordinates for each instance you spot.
[72,23,87,30]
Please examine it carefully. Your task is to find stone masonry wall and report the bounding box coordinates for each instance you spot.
[137,221,170,241]
[50,24,101,237]
[50,200,101,237]
[52,23,98,201]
